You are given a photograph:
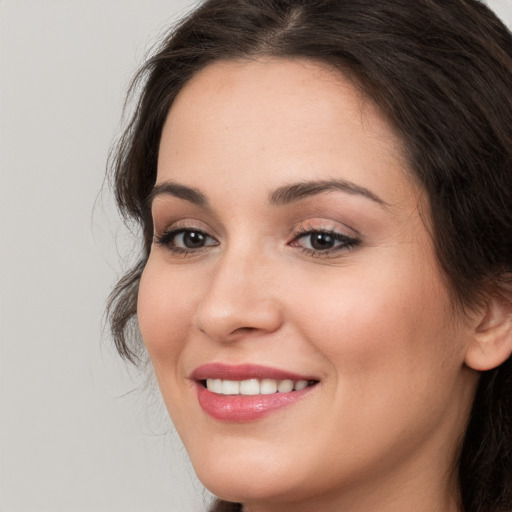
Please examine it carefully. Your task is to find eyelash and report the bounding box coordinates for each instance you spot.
[153,224,360,258]
[289,224,360,258]
[154,226,218,256]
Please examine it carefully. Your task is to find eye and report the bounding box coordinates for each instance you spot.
[154,228,218,253]
[290,228,359,256]
[302,232,338,251]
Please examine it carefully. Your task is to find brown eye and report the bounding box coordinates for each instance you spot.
[309,232,336,250]
[155,228,218,252]
[179,231,208,248]
[290,229,359,256]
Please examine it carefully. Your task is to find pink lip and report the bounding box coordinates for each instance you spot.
[191,363,316,382]
[191,363,319,422]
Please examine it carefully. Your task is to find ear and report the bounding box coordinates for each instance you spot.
[465,294,512,371]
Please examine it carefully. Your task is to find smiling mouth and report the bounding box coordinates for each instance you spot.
[193,364,319,421]
[201,378,318,395]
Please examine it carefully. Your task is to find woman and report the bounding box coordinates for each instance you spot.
[107,1,512,511]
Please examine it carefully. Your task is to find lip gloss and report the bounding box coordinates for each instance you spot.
[191,363,318,422]
[196,383,314,421]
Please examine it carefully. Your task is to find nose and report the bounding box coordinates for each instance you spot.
[192,248,283,342]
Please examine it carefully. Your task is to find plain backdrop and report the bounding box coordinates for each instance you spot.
[1,1,511,511]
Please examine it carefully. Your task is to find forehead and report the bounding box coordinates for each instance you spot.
[157,58,416,209]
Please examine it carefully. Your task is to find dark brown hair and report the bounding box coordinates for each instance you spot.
[107,1,512,511]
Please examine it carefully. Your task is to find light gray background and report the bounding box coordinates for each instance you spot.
[1,1,511,511]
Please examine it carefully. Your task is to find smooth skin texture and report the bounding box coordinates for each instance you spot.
[138,59,483,512]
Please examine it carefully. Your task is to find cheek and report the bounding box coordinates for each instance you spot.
[137,260,195,371]
[293,253,462,401]
[284,258,469,472]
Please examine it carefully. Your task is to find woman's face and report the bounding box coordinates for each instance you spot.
[138,59,479,511]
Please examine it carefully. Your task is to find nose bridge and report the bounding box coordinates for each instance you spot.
[193,241,282,341]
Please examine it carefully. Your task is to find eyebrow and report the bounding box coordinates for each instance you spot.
[269,179,388,207]
[148,181,208,207]
[148,178,388,209]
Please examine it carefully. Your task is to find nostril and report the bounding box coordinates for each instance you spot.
[233,326,258,334]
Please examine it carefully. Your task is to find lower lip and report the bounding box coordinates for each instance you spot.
[196,383,316,422]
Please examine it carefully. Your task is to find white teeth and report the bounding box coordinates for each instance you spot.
[277,379,294,393]
[240,379,260,395]
[222,380,240,395]
[206,378,223,394]
[294,380,308,391]
[260,378,278,395]
[205,378,313,395]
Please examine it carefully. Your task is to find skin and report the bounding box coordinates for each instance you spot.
[137,58,481,512]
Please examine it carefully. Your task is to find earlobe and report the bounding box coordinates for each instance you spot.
[465,294,512,371]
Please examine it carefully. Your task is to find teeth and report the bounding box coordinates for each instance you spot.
[205,378,313,395]
[222,380,240,395]
[277,379,294,393]
[294,380,308,391]
[260,378,278,394]
[239,379,260,395]
[209,378,223,394]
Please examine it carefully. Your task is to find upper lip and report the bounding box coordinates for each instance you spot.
[191,363,318,382]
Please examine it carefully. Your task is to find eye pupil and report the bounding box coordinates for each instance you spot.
[311,233,334,250]
[183,231,206,248]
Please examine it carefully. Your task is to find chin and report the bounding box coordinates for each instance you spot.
[191,450,308,505]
